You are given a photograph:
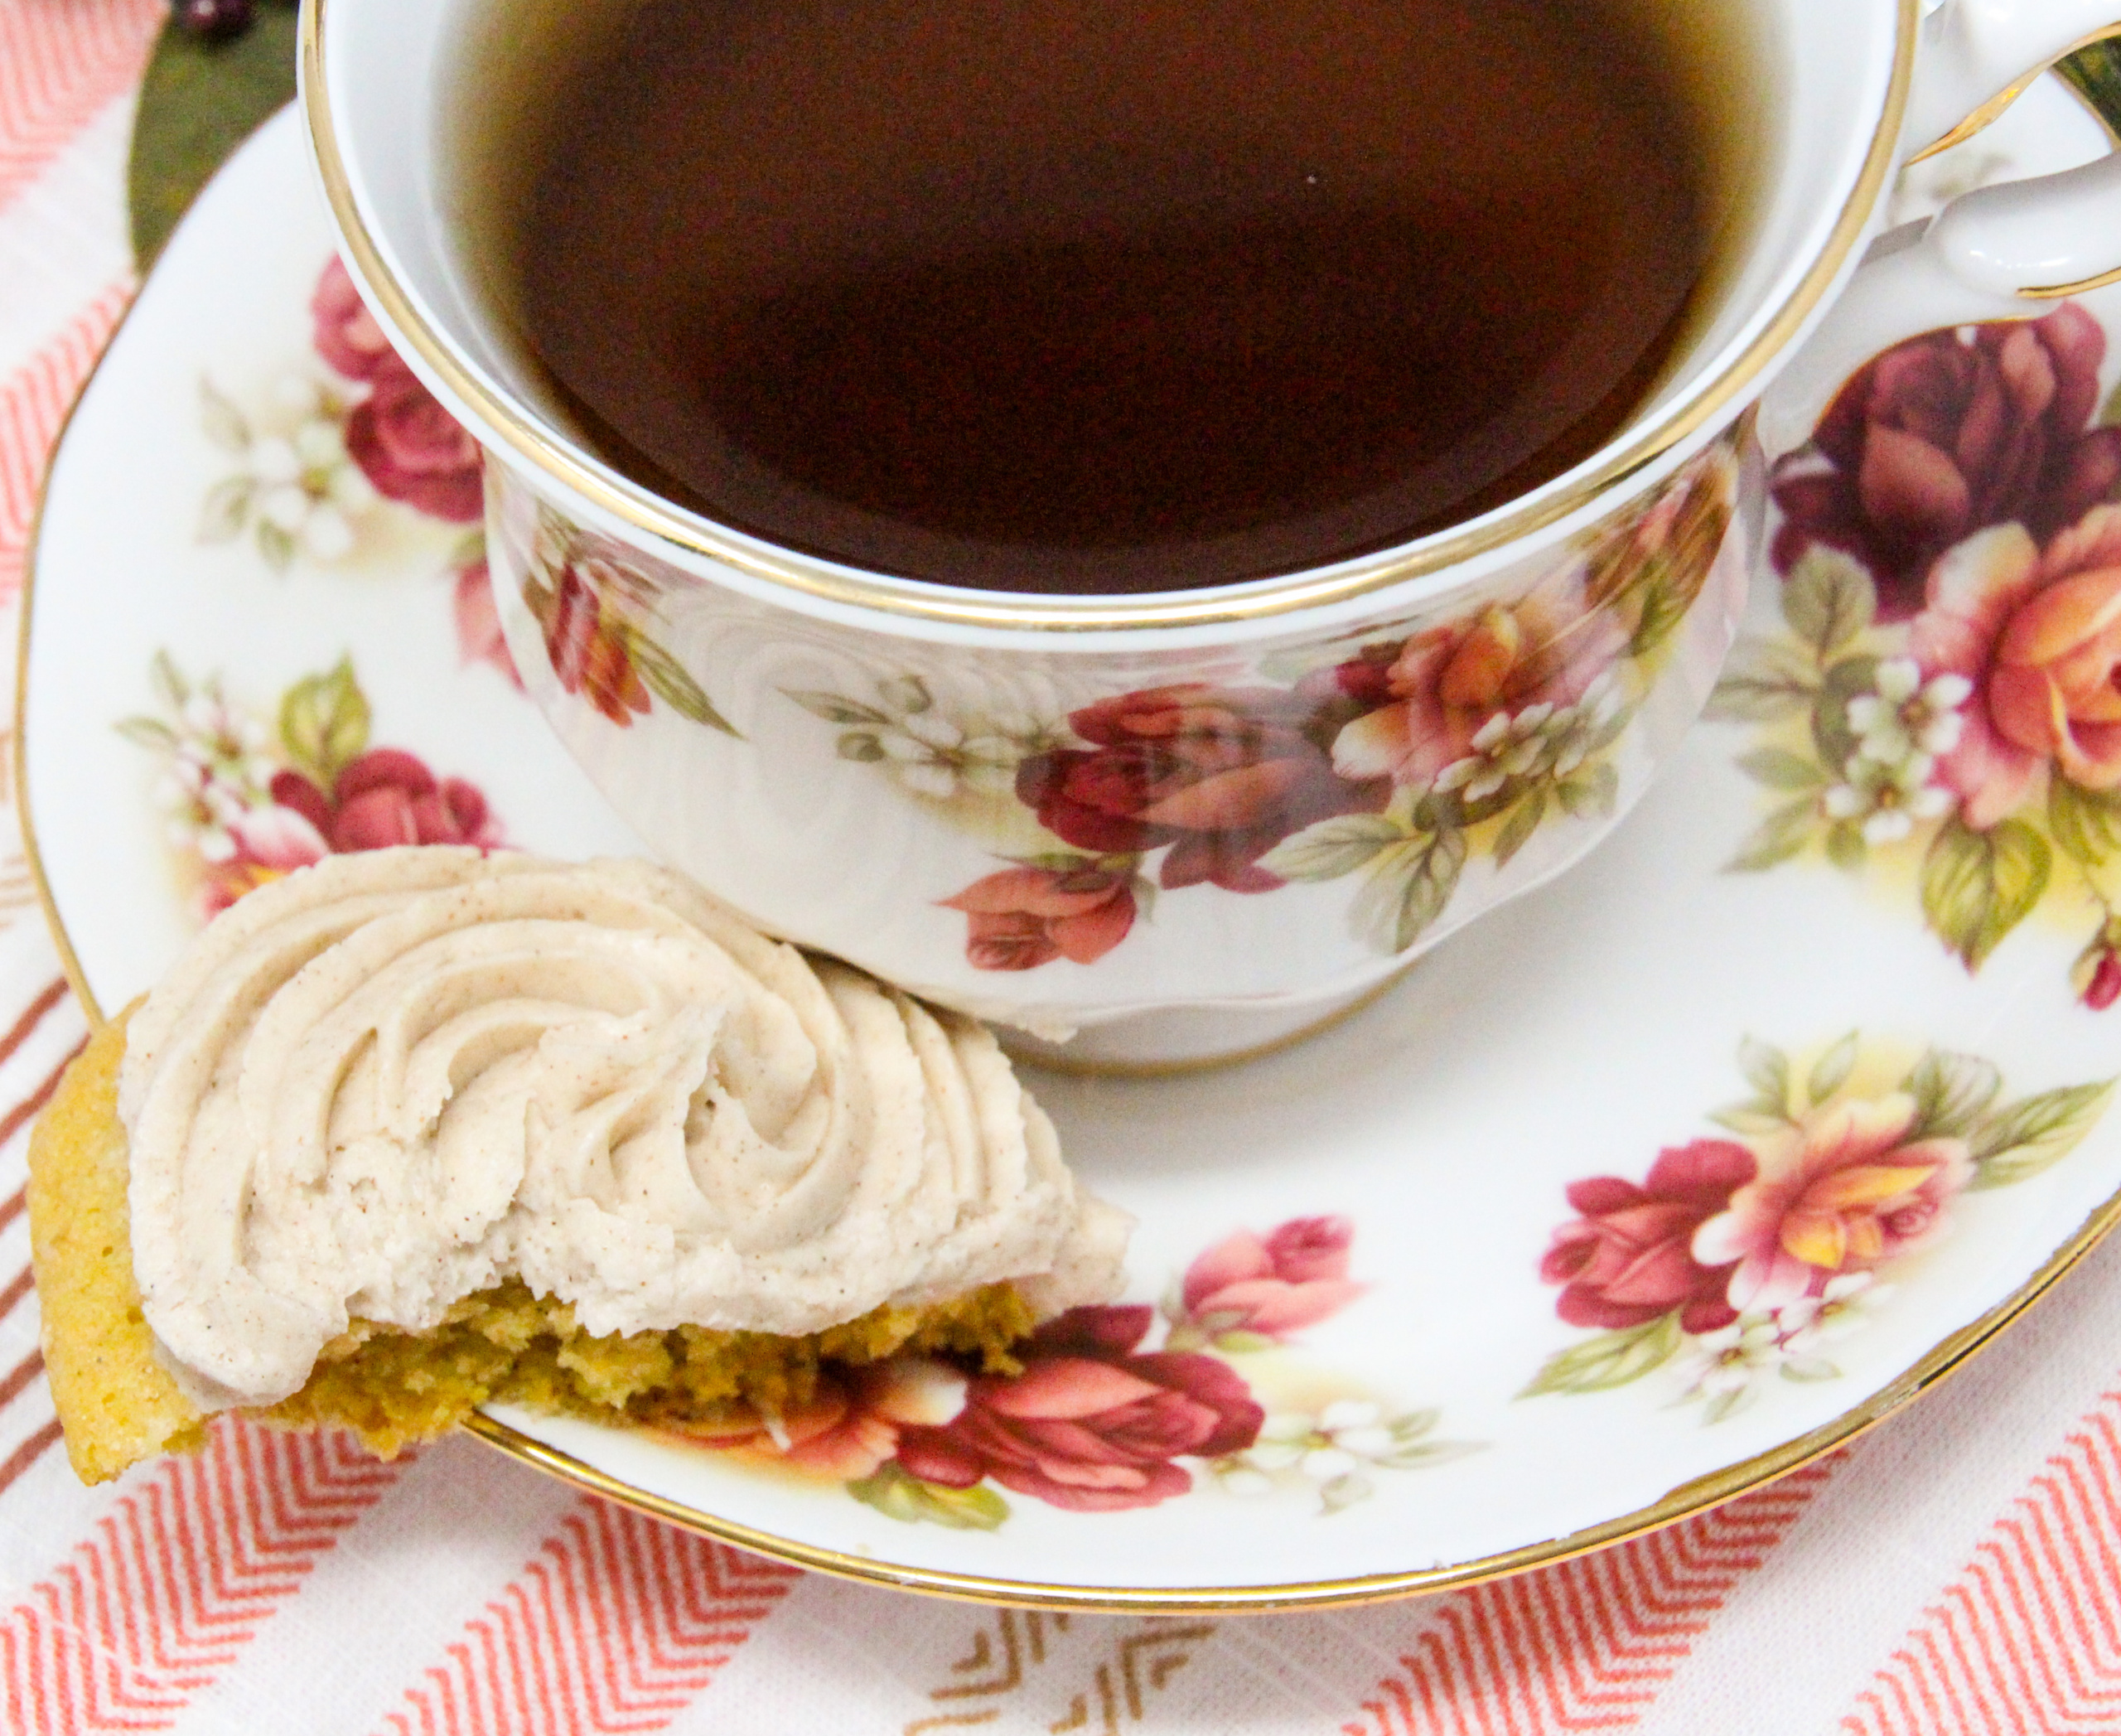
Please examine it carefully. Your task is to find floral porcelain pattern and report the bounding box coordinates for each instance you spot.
[198,258,515,686]
[120,653,505,916]
[41,103,2121,1591]
[519,512,737,734]
[771,446,1737,971]
[654,1218,1480,1528]
[1529,1033,2113,1422]
[1715,303,2121,1006]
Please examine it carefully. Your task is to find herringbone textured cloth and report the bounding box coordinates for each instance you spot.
[2,7,2119,1730]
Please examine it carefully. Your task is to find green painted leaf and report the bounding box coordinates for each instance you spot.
[2049,776,2121,868]
[1738,1036,1791,1111]
[114,716,177,750]
[129,5,301,273]
[783,689,889,726]
[149,650,190,712]
[255,519,296,573]
[836,733,886,762]
[1737,746,1828,792]
[278,657,370,787]
[623,628,742,736]
[1727,798,1817,873]
[1628,578,1691,659]
[1372,1439,1485,1471]
[1349,828,1467,954]
[846,1463,1008,1530]
[1920,815,2052,971]
[1904,1048,2003,1139]
[1807,1030,1861,1105]
[1970,1080,2116,1187]
[1490,788,1547,870]
[198,378,249,453]
[875,674,932,713]
[1782,551,1877,657]
[1708,1103,1795,1135]
[197,476,254,543]
[1257,814,1408,883]
[1705,639,1821,722]
[1824,820,1867,873]
[1519,1311,1684,1398]
[1810,655,1882,771]
[1210,1330,1280,1354]
[1557,762,1619,820]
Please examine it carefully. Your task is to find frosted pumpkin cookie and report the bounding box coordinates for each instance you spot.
[29,849,1128,1483]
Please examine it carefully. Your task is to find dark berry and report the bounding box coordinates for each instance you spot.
[174,0,254,41]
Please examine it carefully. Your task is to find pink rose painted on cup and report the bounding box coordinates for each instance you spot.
[533,559,652,727]
[940,866,1136,971]
[1771,305,2121,620]
[1331,574,1630,791]
[892,1306,1263,1512]
[1015,684,1378,894]
[1911,505,2121,826]
[1541,1139,1755,1334]
[1176,1216,1365,1341]
[270,748,503,853]
[1693,1097,1974,1313]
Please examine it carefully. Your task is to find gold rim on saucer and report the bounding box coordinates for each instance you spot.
[31,28,2121,1612]
[22,241,2121,1614]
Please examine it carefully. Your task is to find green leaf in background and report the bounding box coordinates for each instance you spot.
[1903,1047,2003,1140]
[1737,746,1828,793]
[1727,796,1818,873]
[846,1463,1008,1530]
[1969,1080,2116,1189]
[1806,1030,1860,1105]
[1258,813,1407,883]
[129,2,300,273]
[620,626,742,737]
[278,656,370,789]
[1810,655,1882,772]
[1349,827,1466,954]
[1519,1312,1684,1398]
[1737,1036,1791,1111]
[2049,776,2121,868]
[1920,815,2051,971]
[1556,762,1619,820]
[1705,638,1819,723]
[1781,550,1876,660]
[1490,787,1547,870]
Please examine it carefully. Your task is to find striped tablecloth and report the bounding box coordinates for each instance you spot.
[2,6,2118,1731]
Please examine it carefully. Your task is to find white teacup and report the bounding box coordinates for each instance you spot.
[298,0,2121,1065]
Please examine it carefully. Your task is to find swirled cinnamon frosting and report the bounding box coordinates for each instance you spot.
[118,849,1128,1411]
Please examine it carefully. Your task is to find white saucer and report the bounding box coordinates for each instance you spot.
[19,94,2121,1611]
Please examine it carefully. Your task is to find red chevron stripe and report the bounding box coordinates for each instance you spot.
[1843,1396,2121,1736]
[0,0,162,216]
[0,1419,405,1733]
[0,979,69,1075]
[0,281,130,606]
[378,1497,799,1736]
[1343,1462,1838,1736]
[0,1036,85,1158]
[0,1419,62,1495]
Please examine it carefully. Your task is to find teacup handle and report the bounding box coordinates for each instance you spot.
[1758,2,2121,460]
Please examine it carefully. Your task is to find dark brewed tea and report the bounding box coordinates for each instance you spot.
[466,0,1749,593]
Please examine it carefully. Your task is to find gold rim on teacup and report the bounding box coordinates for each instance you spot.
[298,0,1922,636]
